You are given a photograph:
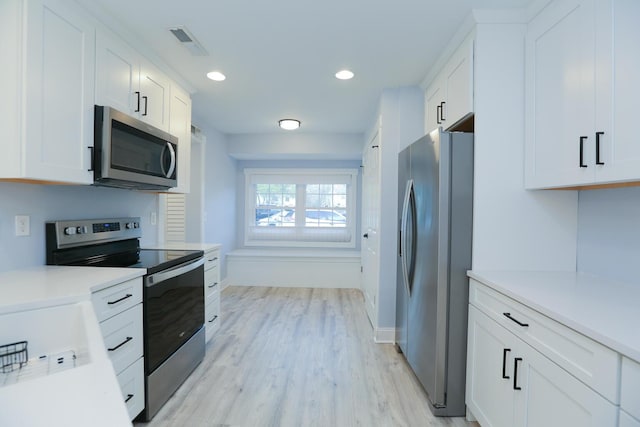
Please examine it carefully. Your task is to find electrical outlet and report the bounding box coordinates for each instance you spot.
[15,215,30,236]
[150,211,157,225]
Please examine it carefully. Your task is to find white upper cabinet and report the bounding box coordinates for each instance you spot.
[0,0,95,184]
[96,31,171,132]
[168,85,192,194]
[525,0,640,189]
[424,35,474,134]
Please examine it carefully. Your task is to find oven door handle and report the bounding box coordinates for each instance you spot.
[145,257,205,287]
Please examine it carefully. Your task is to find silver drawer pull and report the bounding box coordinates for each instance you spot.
[108,336,133,352]
[503,312,529,327]
[208,315,218,323]
[208,282,218,289]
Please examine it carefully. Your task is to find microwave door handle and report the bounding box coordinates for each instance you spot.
[160,142,176,178]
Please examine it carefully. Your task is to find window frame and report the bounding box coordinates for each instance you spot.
[244,168,358,248]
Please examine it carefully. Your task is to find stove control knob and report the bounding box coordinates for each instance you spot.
[76,226,88,234]
[126,222,135,229]
[64,226,77,235]
[134,222,139,229]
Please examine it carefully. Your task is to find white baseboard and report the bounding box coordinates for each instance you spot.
[374,327,396,344]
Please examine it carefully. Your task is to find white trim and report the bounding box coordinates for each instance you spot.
[243,168,359,248]
[373,328,396,344]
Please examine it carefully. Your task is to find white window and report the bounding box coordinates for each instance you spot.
[244,168,358,248]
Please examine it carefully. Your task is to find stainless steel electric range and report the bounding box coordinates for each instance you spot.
[45,217,205,420]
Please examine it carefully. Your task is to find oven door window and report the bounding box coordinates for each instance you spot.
[111,120,177,179]
[145,263,204,373]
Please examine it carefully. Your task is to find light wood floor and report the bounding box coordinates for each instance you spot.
[137,286,480,427]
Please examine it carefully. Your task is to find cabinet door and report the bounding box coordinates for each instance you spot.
[95,30,140,115]
[444,38,474,129]
[425,75,446,134]
[24,0,95,184]
[139,60,170,132]
[466,306,516,427]
[525,0,596,189]
[514,339,618,427]
[168,84,192,193]
[594,0,640,183]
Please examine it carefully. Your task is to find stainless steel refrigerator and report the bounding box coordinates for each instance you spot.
[396,128,473,416]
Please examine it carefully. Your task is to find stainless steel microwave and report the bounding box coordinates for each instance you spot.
[93,105,178,190]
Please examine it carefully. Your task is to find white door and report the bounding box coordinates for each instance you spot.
[466,306,516,427]
[139,60,170,132]
[24,0,95,184]
[525,0,596,188]
[595,0,640,183]
[515,338,618,427]
[361,130,381,327]
[95,30,140,115]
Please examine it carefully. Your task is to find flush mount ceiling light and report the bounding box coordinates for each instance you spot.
[206,71,226,81]
[278,119,301,130]
[335,69,355,80]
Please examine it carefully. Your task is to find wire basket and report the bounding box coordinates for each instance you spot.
[0,341,28,373]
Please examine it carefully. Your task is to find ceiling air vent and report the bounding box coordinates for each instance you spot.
[169,26,208,56]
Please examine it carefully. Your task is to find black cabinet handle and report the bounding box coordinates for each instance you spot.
[579,136,588,168]
[208,282,218,289]
[363,233,369,238]
[502,348,511,379]
[125,394,134,403]
[503,312,529,327]
[135,91,141,112]
[596,131,605,165]
[108,336,133,352]
[107,293,133,305]
[208,315,218,323]
[440,101,446,121]
[436,105,442,124]
[513,357,523,390]
[88,146,94,172]
[208,257,218,262]
[142,96,148,116]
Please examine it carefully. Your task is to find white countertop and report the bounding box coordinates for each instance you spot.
[142,242,221,252]
[468,270,640,363]
[0,266,144,315]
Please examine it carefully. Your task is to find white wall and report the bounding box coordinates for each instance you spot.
[577,187,640,283]
[471,21,578,271]
[0,182,159,272]
[227,133,362,160]
[368,86,424,330]
[197,119,238,280]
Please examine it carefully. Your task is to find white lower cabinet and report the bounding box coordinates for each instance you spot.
[204,247,222,343]
[92,278,144,421]
[467,281,619,427]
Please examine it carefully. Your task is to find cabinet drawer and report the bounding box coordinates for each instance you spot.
[204,249,220,271]
[100,304,143,374]
[116,357,144,421]
[469,279,619,402]
[621,357,640,420]
[205,296,220,342]
[92,278,142,322]
[205,268,220,299]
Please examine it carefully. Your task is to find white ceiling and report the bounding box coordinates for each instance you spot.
[80,0,531,135]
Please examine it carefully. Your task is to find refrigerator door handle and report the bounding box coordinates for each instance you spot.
[400,179,415,297]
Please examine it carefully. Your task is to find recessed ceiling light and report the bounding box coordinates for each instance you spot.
[278,119,300,130]
[206,71,226,81]
[335,69,355,80]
